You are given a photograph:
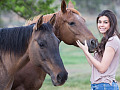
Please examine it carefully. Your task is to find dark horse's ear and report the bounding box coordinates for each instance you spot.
[61,0,67,14]
[49,14,56,26]
[36,15,43,30]
[33,15,43,31]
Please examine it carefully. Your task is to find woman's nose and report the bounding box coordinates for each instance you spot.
[100,22,104,26]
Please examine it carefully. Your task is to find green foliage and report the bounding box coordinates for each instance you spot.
[0,0,119,19]
[0,0,59,19]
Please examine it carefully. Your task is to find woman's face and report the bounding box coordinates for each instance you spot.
[97,16,110,36]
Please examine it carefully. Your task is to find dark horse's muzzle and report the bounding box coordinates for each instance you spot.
[52,71,68,86]
[87,39,98,53]
[57,71,68,85]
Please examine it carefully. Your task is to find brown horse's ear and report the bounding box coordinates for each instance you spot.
[68,0,74,8]
[37,15,43,29]
[61,0,67,14]
[49,14,56,26]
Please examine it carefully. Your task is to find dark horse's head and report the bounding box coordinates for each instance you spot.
[55,0,98,53]
[29,14,68,86]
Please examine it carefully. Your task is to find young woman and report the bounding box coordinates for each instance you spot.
[76,10,120,90]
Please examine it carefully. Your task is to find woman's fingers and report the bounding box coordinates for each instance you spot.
[85,40,87,47]
[76,40,88,52]
[76,40,83,48]
[76,40,87,48]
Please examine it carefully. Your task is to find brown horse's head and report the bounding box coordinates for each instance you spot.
[55,0,98,53]
[28,14,68,86]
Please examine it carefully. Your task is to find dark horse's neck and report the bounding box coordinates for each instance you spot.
[0,24,34,55]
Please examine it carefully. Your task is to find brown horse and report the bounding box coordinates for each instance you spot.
[0,14,68,90]
[12,0,98,90]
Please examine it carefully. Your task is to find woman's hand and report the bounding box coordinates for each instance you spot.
[76,40,89,53]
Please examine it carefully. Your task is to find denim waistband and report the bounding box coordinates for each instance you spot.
[91,81,119,90]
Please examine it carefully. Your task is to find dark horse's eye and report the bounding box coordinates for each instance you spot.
[68,22,75,26]
[39,43,45,48]
[35,39,46,49]
[36,40,45,49]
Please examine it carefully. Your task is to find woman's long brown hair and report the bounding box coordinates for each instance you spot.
[96,10,120,56]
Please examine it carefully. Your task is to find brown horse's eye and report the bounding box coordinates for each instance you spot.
[68,22,75,26]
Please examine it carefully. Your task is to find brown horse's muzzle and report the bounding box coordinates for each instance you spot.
[87,39,98,53]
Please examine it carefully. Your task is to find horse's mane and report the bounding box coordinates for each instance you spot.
[25,8,81,26]
[25,13,55,26]
[0,22,54,55]
[0,25,34,55]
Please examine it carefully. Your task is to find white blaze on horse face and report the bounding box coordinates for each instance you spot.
[75,14,81,20]
[75,14,85,23]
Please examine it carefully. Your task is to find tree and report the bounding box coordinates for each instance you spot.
[0,0,59,19]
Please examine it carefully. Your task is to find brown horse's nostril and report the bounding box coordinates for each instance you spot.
[57,72,68,84]
[90,39,95,46]
[88,39,98,53]
[90,39,98,48]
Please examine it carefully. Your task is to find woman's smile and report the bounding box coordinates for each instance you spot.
[97,16,110,35]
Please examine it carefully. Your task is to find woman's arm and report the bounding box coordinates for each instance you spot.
[76,40,115,73]
[84,53,92,67]
[77,40,92,66]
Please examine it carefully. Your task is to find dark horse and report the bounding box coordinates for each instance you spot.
[12,0,98,90]
[0,14,68,90]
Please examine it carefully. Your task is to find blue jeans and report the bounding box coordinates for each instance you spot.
[91,82,119,90]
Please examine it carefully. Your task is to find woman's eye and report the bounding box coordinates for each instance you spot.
[98,21,101,23]
[68,22,75,26]
[104,21,108,24]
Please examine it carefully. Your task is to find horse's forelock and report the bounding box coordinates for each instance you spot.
[39,23,53,32]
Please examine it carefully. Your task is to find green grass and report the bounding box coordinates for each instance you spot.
[59,43,87,65]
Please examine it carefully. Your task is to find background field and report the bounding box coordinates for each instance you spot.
[0,0,120,90]
[40,14,120,90]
